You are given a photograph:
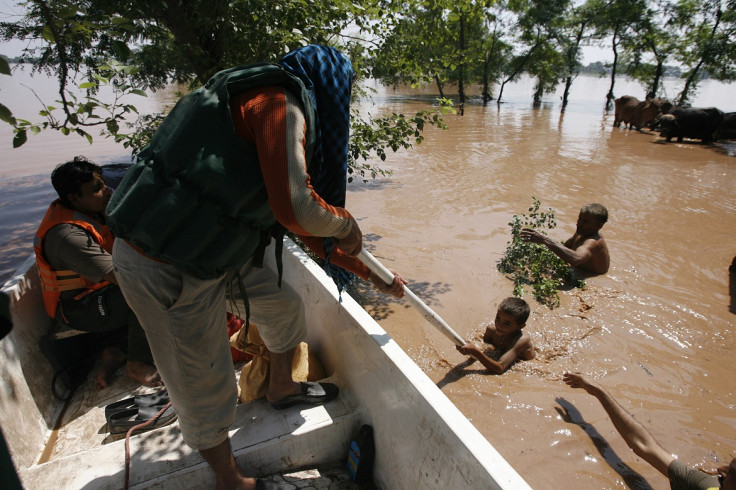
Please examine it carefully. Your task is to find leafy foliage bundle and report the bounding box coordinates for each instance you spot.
[497,197,581,308]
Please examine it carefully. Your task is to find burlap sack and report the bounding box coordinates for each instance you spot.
[230,323,325,403]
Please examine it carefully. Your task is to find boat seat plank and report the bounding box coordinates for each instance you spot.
[18,391,358,490]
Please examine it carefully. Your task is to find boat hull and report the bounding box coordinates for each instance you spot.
[1,239,530,489]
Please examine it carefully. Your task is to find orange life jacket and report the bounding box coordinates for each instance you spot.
[33,199,114,318]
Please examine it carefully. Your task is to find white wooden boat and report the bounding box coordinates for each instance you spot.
[1,238,531,489]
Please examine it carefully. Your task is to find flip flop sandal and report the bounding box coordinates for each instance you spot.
[104,388,169,421]
[107,402,177,434]
[269,382,339,410]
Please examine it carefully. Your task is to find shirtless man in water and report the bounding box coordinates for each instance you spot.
[520,203,610,274]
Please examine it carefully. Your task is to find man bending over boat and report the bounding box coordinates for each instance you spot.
[106,45,406,490]
[34,156,161,389]
[520,203,610,275]
[562,372,734,490]
[456,297,536,374]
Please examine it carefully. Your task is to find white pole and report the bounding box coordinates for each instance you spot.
[357,248,465,346]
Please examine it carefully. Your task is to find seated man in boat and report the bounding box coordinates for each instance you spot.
[562,372,734,490]
[106,45,407,489]
[456,297,535,374]
[34,156,161,389]
[520,203,610,275]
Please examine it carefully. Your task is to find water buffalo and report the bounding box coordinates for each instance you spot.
[648,98,673,116]
[613,96,662,130]
[714,112,736,141]
[658,107,724,143]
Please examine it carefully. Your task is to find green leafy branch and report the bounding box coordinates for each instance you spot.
[1,60,148,148]
[348,98,453,182]
[497,197,583,308]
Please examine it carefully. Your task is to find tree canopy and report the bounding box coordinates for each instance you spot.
[1,0,735,153]
[0,0,451,181]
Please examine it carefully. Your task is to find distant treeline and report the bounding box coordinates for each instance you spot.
[579,62,686,79]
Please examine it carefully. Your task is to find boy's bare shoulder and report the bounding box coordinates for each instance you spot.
[483,322,497,343]
[515,330,536,360]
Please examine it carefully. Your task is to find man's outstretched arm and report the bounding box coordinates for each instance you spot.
[520,228,592,267]
[520,228,593,267]
[563,372,674,477]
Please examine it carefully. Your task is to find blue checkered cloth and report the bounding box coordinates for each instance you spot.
[280,45,354,294]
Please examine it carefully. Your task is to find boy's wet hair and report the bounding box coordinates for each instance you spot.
[580,203,608,224]
[51,156,103,207]
[498,297,530,326]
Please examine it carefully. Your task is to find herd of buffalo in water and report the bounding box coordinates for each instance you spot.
[613,95,736,143]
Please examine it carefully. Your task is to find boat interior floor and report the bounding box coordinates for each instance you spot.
[19,360,362,489]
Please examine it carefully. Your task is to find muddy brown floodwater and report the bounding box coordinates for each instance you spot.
[348,78,736,489]
[1,69,734,489]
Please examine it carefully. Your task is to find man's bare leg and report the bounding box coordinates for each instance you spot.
[265,349,300,403]
[95,347,126,389]
[125,361,163,387]
[200,437,257,490]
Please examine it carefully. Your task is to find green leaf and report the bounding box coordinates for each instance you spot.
[111,40,131,61]
[0,103,16,125]
[13,129,27,148]
[129,89,148,97]
[92,73,109,83]
[0,55,10,76]
[78,82,98,89]
[76,128,93,144]
[41,25,55,43]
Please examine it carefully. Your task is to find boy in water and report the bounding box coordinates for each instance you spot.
[456,297,535,374]
[520,203,610,275]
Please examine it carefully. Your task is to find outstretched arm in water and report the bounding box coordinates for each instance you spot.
[563,372,674,477]
[520,228,593,268]
[456,343,505,374]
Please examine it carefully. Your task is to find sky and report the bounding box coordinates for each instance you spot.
[0,0,30,58]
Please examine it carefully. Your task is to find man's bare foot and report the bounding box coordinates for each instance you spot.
[265,380,302,404]
[96,347,126,390]
[125,361,163,387]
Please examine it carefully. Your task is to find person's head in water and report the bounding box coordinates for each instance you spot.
[51,156,111,215]
[495,297,530,336]
[576,203,608,236]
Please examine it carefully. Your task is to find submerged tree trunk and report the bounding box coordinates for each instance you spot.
[497,42,540,104]
[562,76,573,109]
[678,60,704,105]
[434,75,445,99]
[605,27,621,111]
[647,59,664,99]
[457,13,466,116]
[533,80,543,105]
[562,22,585,110]
[647,41,664,99]
[677,8,721,105]
[482,33,499,105]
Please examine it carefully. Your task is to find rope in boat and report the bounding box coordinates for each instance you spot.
[124,401,172,490]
